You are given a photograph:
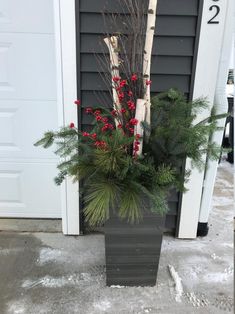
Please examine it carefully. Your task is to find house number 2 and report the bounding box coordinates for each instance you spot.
[208,0,220,24]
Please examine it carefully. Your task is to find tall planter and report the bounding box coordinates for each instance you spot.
[105,211,166,287]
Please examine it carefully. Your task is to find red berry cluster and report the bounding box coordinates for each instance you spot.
[127,100,135,111]
[94,141,107,149]
[111,74,141,136]
[85,107,93,114]
[70,77,143,155]
[129,118,138,126]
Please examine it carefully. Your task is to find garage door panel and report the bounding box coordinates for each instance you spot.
[0,0,54,34]
[0,163,62,218]
[0,1,63,219]
[0,100,59,159]
[0,34,56,100]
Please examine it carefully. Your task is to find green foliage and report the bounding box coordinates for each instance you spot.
[35,89,224,226]
[83,179,118,226]
[145,88,224,172]
[118,180,143,224]
[34,131,55,148]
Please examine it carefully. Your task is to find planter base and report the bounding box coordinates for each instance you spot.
[105,213,166,287]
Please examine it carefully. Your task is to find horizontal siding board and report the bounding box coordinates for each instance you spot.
[81,91,112,107]
[81,34,195,56]
[152,36,194,56]
[157,0,198,16]
[167,203,178,216]
[81,73,109,91]
[155,16,197,37]
[81,54,111,73]
[168,188,179,202]
[80,0,128,13]
[80,0,198,16]
[80,13,197,36]
[81,54,193,75]
[80,13,127,34]
[81,73,190,93]
[165,214,177,229]
[80,91,189,109]
[152,56,192,74]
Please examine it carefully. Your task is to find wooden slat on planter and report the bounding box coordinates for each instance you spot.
[105,213,165,286]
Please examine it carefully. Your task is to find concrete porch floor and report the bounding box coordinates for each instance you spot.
[0,160,233,314]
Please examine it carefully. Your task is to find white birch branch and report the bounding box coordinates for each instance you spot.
[143,0,158,125]
[133,0,158,155]
[134,99,146,155]
[104,36,121,126]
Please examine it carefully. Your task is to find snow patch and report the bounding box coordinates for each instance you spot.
[7,297,49,314]
[7,303,25,314]
[161,239,206,253]
[211,253,222,260]
[37,247,63,265]
[168,265,184,303]
[22,273,92,289]
[212,196,233,207]
[93,300,111,311]
[221,243,233,249]
[185,292,210,307]
[218,160,234,171]
[215,177,232,189]
[110,285,125,289]
[0,248,21,255]
[203,266,233,283]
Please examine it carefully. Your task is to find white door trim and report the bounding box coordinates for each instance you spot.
[177,0,230,238]
[53,0,80,235]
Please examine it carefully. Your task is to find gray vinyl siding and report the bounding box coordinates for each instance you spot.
[76,0,202,234]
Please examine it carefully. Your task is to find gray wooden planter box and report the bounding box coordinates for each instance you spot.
[105,212,166,286]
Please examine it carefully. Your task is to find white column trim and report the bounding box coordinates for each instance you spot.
[53,0,80,235]
[178,0,230,238]
[199,0,234,223]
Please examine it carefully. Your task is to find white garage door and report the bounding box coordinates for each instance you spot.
[0,0,62,218]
